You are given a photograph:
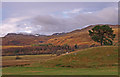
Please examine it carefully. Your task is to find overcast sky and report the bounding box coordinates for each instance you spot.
[1,2,118,37]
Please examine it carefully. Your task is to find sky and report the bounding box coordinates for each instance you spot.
[1,2,118,37]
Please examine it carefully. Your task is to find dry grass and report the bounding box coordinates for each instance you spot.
[2,55,56,67]
[2,46,24,49]
[47,27,119,46]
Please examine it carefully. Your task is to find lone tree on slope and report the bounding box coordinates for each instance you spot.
[88,25,116,46]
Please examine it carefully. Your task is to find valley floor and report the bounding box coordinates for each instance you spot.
[2,66,118,75]
[2,46,119,75]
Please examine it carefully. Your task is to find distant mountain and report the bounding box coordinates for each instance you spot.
[2,33,49,45]
[2,24,119,46]
[52,32,66,36]
[5,33,47,37]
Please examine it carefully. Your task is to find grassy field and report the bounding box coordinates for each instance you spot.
[42,46,118,68]
[2,46,118,75]
[2,55,56,67]
[2,66,118,75]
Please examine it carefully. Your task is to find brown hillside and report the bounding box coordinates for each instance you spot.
[2,24,119,46]
[46,24,119,46]
[2,33,49,45]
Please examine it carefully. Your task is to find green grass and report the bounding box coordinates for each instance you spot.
[2,46,118,75]
[41,46,118,68]
[2,66,118,75]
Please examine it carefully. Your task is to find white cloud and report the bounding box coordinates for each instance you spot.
[0,23,17,37]
[87,12,93,14]
[1,16,31,37]
[31,6,118,35]
[1,2,118,37]
[63,8,82,14]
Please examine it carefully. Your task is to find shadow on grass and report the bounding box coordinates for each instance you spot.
[1,75,119,77]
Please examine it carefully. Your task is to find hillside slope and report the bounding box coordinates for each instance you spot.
[2,24,119,46]
[42,46,118,68]
[2,33,50,45]
[47,25,119,46]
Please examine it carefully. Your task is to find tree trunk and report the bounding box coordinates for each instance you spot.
[100,41,103,46]
[100,36,103,46]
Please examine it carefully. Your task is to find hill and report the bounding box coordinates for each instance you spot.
[47,24,119,46]
[2,24,119,46]
[41,46,118,68]
[2,46,118,75]
[2,33,50,45]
